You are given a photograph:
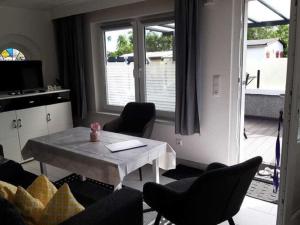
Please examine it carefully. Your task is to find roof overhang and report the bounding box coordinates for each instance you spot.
[248,0,290,28]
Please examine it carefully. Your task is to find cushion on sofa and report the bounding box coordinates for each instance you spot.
[3,175,84,225]
[39,183,85,225]
[27,175,57,206]
[0,180,17,202]
[14,186,45,224]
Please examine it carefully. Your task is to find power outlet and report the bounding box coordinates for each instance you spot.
[176,138,183,146]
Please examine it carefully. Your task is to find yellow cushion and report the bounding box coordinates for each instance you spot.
[27,175,57,206]
[14,186,45,224]
[0,181,17,202]
[39,183,85,225]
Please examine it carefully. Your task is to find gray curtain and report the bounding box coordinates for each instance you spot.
[54,15,87,125]
[175,0,201,135]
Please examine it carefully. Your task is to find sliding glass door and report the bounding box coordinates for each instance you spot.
[144,22,175,112]
[101,17,175,119]
[103,27,135,107]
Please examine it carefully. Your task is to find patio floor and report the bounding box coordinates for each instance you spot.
[241,117,282,165]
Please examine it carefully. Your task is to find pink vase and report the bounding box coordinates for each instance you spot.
[90,131,100,142]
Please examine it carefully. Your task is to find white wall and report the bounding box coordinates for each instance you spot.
[84,0,243,165]
[247,46,266,63]
[0,7,58,85]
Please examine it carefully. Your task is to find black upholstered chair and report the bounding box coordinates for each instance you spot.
[103,102,156,181]
[143,156,262,225]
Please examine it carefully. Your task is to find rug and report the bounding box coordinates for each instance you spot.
[162,164,278,204]
[162,164,204,180]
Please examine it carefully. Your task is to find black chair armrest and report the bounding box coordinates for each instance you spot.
[206,162,228,171]
[143,182,184,211]
[60,189,143,225]
[0,161,24,181]
[102,118,123,132]
[142,118,155,138]
[0,160,37,188]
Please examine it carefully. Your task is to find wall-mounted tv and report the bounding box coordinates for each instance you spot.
[0,60,44,94]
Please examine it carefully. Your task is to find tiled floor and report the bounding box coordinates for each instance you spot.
[22,161,278,225]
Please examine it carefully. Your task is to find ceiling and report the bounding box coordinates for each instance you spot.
[0,0,96,10]
[0,0,146,18]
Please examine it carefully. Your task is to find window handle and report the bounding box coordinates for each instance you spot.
[12,120,17,128]
[47,113,51,122]
[17,119,22,128]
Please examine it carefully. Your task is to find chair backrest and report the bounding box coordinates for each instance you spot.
[180,157,262,225]
[120,102,156,135]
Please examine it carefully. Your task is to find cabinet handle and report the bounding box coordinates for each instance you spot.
[17,119,22,128]
[12,120,17,128]
[47,113,51,122]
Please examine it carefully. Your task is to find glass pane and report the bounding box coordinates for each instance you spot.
[0,48,25,61]
[248,1,283,22]
[104,28,135,106]
[263,0,290,19]
[145,22,175,112]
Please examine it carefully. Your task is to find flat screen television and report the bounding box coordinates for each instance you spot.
[0,60,44,94]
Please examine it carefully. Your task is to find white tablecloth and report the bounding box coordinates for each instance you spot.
[22,127,176,186]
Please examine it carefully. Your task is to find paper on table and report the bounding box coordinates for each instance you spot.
[105,139,147,152]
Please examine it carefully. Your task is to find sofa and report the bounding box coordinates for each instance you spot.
[0,160,143,225]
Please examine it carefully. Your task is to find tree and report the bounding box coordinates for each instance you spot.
[108,31,174,57]
[145,32,173,52]
[247,25,289,56]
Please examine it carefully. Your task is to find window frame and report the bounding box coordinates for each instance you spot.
[99,15,175,120]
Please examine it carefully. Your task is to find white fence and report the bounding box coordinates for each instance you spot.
[246,58,287,92]
[106,61,175,111]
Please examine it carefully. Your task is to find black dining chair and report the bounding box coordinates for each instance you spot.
[103,102,156,181]
[143,156,262,225]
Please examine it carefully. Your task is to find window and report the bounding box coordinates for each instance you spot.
[0,48,25,61]
[144,23,175,112]
[101,18,175,118]
[104,28,135,106]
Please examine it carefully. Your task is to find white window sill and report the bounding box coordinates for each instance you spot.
[96,111,174,126]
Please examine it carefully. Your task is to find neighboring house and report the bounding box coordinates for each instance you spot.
[247,38,284,62]
[120,51,173,64]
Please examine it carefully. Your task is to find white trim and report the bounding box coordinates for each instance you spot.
[228,0,246,165]
[246,89,285,96]
[96,15,175,120]
[277,0,300,224]
[96,111,174,125]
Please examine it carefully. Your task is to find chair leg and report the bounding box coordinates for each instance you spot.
[139,168,143,181]
[228,218,235,225]
[154,213,162,225]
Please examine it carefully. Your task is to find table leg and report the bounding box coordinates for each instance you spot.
[152,159,160,184]
[40,162,47,176]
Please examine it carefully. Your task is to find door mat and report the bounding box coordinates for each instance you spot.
[247,180,278,204]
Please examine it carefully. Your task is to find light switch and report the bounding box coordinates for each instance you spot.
[212,74,221,96]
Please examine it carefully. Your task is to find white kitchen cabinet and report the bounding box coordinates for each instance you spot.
[0,90,72,162]
[0,111,21,162]
[46,102,73,134]
[17,106,49,150]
